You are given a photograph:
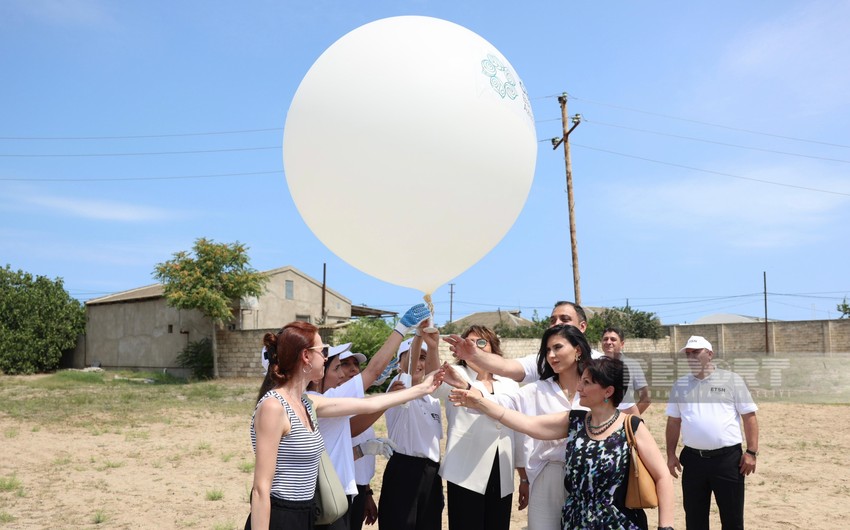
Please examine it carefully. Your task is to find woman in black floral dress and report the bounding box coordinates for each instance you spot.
[451,356,674,530]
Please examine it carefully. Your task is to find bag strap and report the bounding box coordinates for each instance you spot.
[303,394,319,431]
[624,414,643,447]
[624,413,635,447]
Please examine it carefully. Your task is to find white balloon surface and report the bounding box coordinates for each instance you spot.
[284,16,537,294]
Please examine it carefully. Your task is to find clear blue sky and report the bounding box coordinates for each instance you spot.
[2,1,849,325]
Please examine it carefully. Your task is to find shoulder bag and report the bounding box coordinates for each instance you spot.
[314,449,348,524]
[623,414,659,509]
[304,395,348,525]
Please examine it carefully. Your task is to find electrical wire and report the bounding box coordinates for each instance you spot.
[0,170,283,182]
[583,119,850,164]
[568,94,850,149]
[0,128,283,141]
[0,146,281,158]
[572,143,850,197]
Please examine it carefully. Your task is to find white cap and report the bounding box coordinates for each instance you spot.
[328,342,352,359]
[339,350,367,363]
[261,346,269,371]
[397,337,427,358]
[680,335,713,352]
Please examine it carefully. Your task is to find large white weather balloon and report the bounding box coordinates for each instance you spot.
[284,16,537,295]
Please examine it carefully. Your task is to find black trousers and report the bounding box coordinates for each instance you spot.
[447,454,512,530]
[378,453,443,530]
[680,445,745,530]
[350,484,370,530]
[245,496,316,530]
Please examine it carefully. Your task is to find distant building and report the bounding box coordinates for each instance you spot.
[78,266,353,373]
[448,309,535,330]
[688,313,778,325]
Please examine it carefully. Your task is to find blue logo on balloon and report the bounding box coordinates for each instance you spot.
[481,54,517,99]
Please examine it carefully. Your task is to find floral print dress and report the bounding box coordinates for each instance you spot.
[562,411,647,530]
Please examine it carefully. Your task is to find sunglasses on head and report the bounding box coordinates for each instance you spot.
[307,345,330,359]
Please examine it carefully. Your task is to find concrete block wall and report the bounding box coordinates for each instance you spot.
[217,329,267,378]
[216,320,850,378]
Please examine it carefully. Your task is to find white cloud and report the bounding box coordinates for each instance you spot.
[616,165,849,249]
[21,194,177,222]
[8,0,116,29]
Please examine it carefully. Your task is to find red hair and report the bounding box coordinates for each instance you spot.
[256,321,318,403]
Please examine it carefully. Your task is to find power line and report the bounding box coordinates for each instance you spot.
[0,145,281,158]
[572,143,850,197]
[0,169,283,182]
[0,127,283,141]
[568,94,850,149]
[634,293,762,309]
[583,119,850,164]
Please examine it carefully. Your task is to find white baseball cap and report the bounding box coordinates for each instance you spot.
[328,342,352,359]
[261,346,270,372]
[680,335,713,352]
[396,337,428,358]
[339,350,367,363]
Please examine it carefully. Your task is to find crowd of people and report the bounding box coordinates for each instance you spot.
[247,301,759,530]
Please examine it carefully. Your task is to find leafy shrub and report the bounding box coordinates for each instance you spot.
[0,265,85,374]
[177,338,213,380]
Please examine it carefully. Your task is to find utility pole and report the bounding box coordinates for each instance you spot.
[763,271,769,354]
[551,93,582,304]
[321,263,327,325]
[449,283,455,322]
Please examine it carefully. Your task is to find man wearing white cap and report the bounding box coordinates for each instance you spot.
[666,336,759,530]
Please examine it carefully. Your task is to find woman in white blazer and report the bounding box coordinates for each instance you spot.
[434,326,522,530]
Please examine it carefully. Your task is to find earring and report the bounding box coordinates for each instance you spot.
[303,362,313,374]
[576,352,582,362]
[603,397,609,403]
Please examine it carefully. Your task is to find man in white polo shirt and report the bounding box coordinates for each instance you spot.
[666,336,759,530]
[601,326,651,413]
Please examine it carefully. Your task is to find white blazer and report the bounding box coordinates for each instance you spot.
[435,365,522,497]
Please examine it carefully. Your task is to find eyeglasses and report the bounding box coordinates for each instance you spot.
[307,345,330,359]
[474,338,488,349]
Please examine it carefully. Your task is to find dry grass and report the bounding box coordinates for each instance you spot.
[1,370,848,528]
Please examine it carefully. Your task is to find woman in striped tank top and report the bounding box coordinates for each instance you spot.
[248,321,443,530]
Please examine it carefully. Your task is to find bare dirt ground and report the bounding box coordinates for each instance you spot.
[1,375,848,529]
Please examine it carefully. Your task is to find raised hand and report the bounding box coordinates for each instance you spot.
[449,386,485,410]
[394,303,431,337]
[439,362,468,389]
[442,334,480,362]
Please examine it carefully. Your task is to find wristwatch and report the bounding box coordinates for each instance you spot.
[745,449,759,457]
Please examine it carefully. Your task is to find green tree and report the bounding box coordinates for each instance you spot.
[585,306,664,343]
[153,238,268,378]
[838,297,850,318]
[0,265,85,374]
[335,317,395,393]
[335,318,394,360]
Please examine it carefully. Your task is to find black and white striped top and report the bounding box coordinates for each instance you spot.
[251,390,324,501]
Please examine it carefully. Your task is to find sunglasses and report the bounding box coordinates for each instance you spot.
[474,338,488,349]
[307,345,330,359]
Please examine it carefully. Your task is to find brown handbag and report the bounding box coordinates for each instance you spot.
[623,414,659,509]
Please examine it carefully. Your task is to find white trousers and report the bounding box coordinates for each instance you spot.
[527,461,567,530]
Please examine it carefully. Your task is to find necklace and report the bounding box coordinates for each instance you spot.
[557,379,573,400]
[586,409,620,435]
